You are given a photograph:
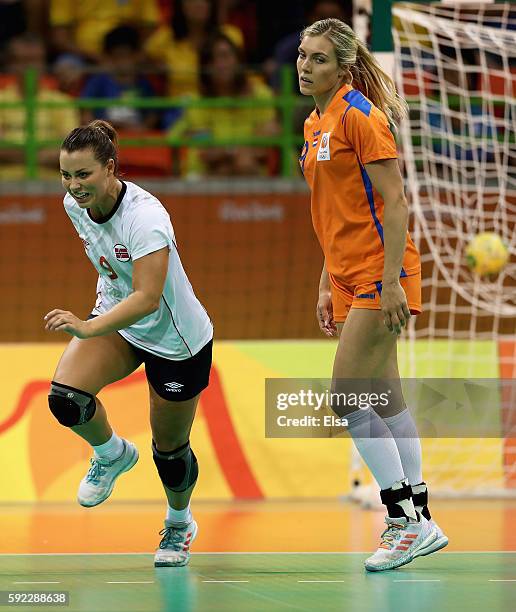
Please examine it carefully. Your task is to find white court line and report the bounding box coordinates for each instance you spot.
[393,579,441,583]
[1,551,515,556]
[203,580,249,583]
[106,581,154,584]
[488,580,516,582]
[298,580,346,583]
[13,581,61,584]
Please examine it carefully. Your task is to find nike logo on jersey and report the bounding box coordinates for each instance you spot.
[164,382,184,392]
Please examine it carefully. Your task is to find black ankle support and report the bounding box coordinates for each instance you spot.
[380,481,413,518]
[411,482,431,520]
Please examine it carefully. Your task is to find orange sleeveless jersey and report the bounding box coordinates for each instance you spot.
[300,83,420,285]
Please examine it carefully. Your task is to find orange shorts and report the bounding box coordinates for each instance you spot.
[329,272,422,323]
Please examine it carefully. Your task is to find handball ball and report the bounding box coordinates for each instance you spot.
[466,232,509,277]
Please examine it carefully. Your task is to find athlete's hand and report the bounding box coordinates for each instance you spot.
[381,280,411,335]
[317,291,337,337]
[44,309,92,339]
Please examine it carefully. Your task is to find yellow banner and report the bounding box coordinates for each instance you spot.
[0,341,352,502]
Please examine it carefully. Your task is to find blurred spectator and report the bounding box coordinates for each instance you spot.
[265,0,353,90]
[254,0,306,63]
[0,1,49,59]
[0,34,79,179]
[218,0,258,61]
[169,32,278,178]
[145,0,243,98]
[52,54,86,97]
[0,1,26,57]
[81,26,159,130]
[49,0,161,64]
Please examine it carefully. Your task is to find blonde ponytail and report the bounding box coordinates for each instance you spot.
[352,39,407,127]
[301,18,408,127]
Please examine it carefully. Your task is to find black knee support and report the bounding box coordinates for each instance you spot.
[152,440,198,492]
[48,381,96,427]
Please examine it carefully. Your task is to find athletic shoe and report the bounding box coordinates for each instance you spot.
[77,439,139,507]
[154,519,198,567]
[413,519,449,557]
[364,514,438,572]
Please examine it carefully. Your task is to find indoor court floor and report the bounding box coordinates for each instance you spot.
[1,499,515,612]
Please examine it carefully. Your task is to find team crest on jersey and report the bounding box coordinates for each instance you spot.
[317,132,331,161]
[114,244,131,261]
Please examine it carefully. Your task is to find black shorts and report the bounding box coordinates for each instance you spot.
[130,338,213,402]
[87,315,212,401]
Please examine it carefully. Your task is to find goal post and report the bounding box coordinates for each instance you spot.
[351,2,515,503]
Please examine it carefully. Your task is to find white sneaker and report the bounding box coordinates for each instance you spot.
[154,519,198,567]
[413,519,449,558]
[364,514,438,572]
[77,439,138,507]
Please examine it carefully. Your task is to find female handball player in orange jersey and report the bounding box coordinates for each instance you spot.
[298,18,448,571]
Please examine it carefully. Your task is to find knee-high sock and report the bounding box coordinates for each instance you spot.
[345,407,406,490]
[382,408,423,486]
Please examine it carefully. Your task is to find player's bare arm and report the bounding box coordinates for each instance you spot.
[316,259,337,337]
[45,247,169,338]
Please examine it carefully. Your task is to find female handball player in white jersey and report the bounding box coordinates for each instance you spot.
[44,120,212,567]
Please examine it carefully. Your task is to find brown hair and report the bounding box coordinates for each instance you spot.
[61,120,119,173]
[199,32,247,97]
[301,18,407,127]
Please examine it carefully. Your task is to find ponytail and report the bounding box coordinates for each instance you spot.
[352,39,407,128]
[301,18,408,128]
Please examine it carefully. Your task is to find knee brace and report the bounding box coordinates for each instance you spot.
[152,440,198,492]
[48,381,96,427]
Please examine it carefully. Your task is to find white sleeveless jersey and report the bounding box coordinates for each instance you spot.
[63,181,213,360]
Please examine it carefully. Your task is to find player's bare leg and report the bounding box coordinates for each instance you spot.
[333,310,437,570]
[379,352,448,558]
[50,332,142,506]
[150,388,200,567]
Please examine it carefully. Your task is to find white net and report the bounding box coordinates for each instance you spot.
[349,2,515,504]
[389,2,516,497]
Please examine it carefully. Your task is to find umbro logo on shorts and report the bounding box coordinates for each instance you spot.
[164,382,184,392]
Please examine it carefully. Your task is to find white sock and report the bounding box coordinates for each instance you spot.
[345,407,406,490]
[93,432,124,462]
[383,409,423,485]
[166,503,192,526]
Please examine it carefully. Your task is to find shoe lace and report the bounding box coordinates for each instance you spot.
[379,522,405,550]
[158,526,187,551]
[85,458,107,484]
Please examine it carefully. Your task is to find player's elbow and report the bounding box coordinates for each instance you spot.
[136,292,161,316]
[144,299,161,315]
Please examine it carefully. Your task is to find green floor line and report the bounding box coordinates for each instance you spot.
[0,553,514,612]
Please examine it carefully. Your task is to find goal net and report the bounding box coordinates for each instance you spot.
[352,2,516,503]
